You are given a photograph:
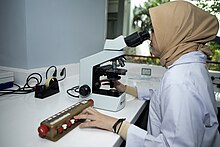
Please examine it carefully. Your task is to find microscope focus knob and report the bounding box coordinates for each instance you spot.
[79,85,91,97]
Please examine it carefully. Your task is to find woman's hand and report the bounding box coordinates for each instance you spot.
[100,80,137,97]
[74,107,118,131]
[113,80,126,93]
[113,80,137,97]
[100,79,126,93]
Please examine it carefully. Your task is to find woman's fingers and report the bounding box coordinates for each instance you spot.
[86,106,99,114]
[74,113,96,121]
[74,107,99,121]
[79,107,97,115]
[79,121,98,128]
[75,106,118,131]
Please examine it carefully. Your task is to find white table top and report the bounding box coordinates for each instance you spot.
[0,75,147,147]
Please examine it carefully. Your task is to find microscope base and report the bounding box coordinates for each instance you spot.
[83,93,126,112]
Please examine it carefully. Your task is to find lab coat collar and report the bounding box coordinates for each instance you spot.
[168,51,207,69]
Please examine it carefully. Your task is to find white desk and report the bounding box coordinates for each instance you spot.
[0,75,147,147]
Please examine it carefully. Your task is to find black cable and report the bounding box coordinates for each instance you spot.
[46,65,57,79]
[58,68,66,82]
[0,66,66,96]
[13,83,21,89]
[66,85,80,98]
[0,72,42,96]
[46,66,66,82]
[0,88,34,96]
[24,73,42,88]
[0,87,34,96]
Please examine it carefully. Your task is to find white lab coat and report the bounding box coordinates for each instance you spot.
[126,51,220,147]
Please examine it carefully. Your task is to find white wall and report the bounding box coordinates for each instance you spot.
[0,0,107,69]
[0,0,28,68]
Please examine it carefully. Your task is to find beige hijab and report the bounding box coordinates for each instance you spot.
[149,1,219,67]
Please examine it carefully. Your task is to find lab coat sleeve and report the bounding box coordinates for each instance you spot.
[126,82,207,147]
[126,125,165,147]
[136,86,159,101]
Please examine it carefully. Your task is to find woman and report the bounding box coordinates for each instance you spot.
[75,1,220,146]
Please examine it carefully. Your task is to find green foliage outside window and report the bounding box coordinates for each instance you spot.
[129,0,169,66]
[196,0,220,71]
[130,0,220,71]
[196,0,220,14]
[208,42,220,71]
[132,0,170,32]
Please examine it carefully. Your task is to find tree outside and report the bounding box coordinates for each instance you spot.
[129,0,220,71]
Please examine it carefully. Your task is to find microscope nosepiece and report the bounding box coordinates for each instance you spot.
[124,30,150,47]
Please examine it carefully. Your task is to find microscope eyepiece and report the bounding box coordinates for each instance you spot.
[124,30,150,47]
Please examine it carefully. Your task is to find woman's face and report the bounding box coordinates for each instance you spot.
[150,32,161,57]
